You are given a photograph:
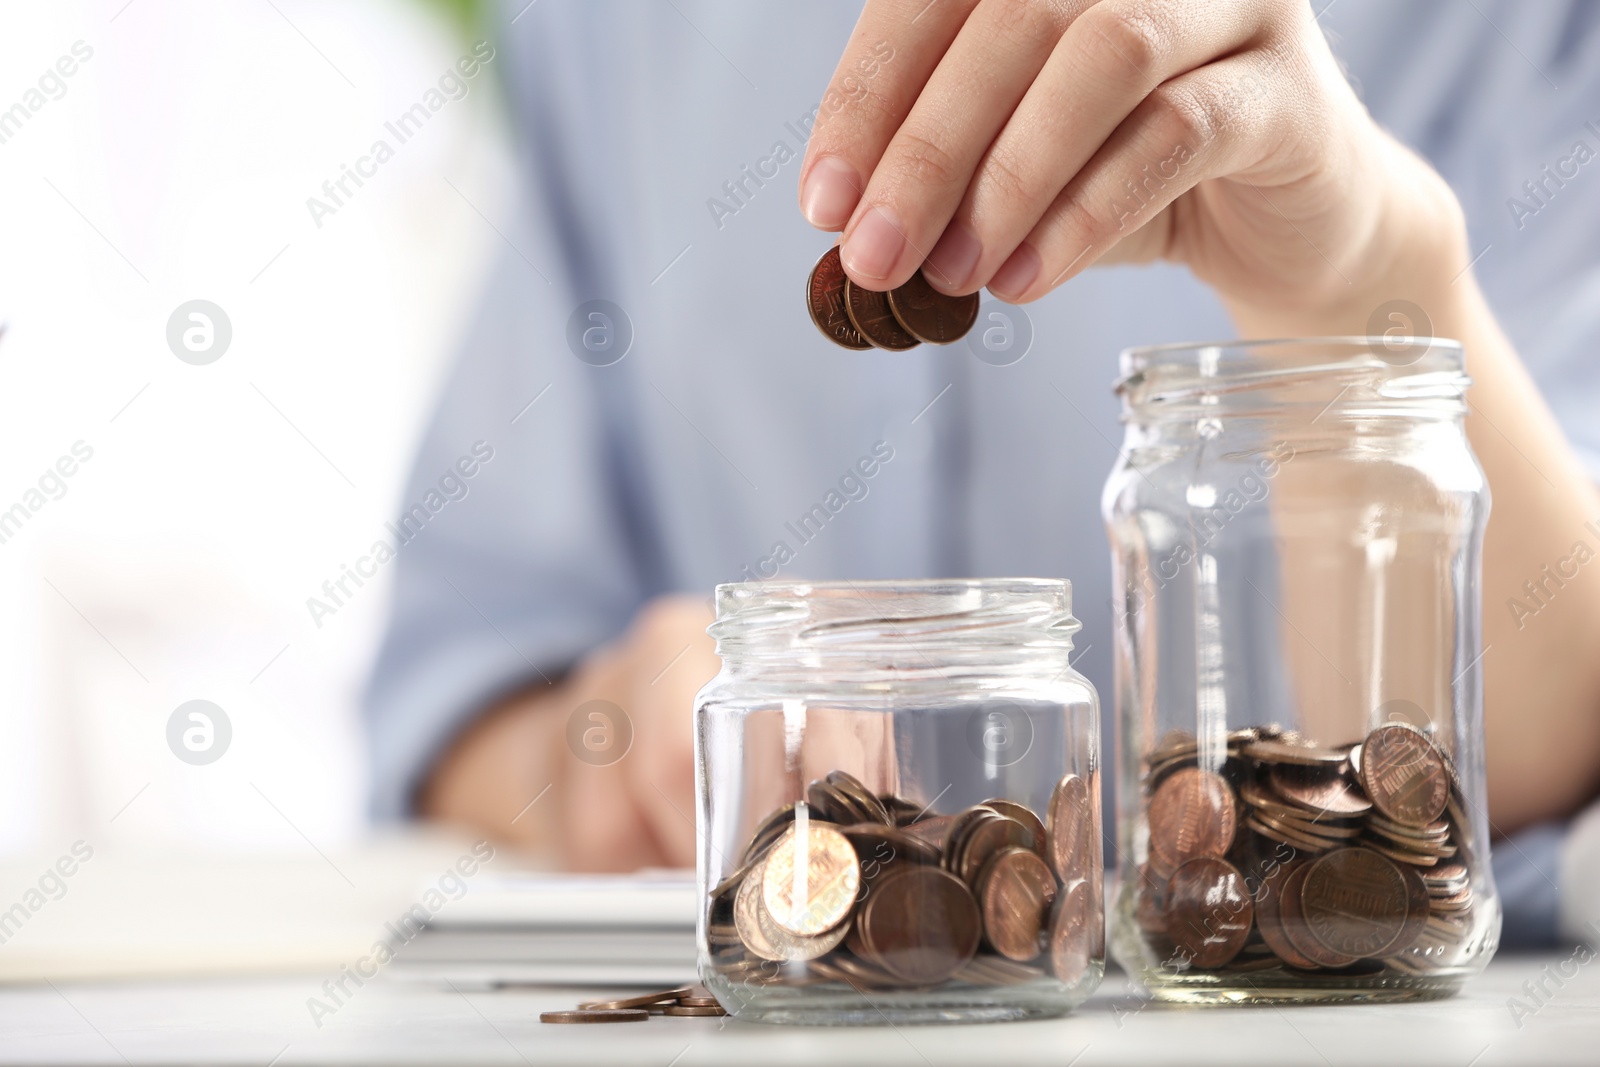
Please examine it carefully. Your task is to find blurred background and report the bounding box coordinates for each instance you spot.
[0,0,508,972]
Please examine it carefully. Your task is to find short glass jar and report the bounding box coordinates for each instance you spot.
[1104,338,1500,1003]
[695,579,1103,1024]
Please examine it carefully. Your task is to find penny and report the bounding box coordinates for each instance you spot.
[660,1004,728,1017]
[1244,739,1349,765]
[902,814,957,847]
[844,279,920,351]
[1268,765,1372,816]
[1253,858,1319,970]
[880,793,925,826]
[1360,723,1449,827]
[734,854,785,961]
[762,823,860,937]
[826,770,892,825]
[540,1010,649,1024]
[977,847,1056,961]
[885,269,979,344]
[1047,879,1093,985]
[1375,862,1431,959]
[1245,814,1334,853]
[1147,767,1236,877]
[857,866,981,985]
[981,798,1049,860]
[1277,861,1360,968]
[955,813,1035,889]
[939,805,1001,870]
[742,802,796,863]
[841,823,942,877]
[754,882,852,960]
[806,247,871,349]
[1166,856,1253,969]
[577,987,692,1010]
[1046,773,1094,884]
[1301,847,1410,959]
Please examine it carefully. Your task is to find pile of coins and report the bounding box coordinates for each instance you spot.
[1134,721,1479,978]
[539,986,728,1024]
[706,770,1099,998]
[806,247,980,350]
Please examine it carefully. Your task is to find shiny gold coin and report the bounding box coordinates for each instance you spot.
[761,822,860,937]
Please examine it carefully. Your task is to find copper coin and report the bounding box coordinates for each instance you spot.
[754,883,852,961]
[578,986,692,1010]
[841,823,942,878]
[1253,858,1319,969]
[880,794,925,826]
[540,1010,648,1024]
[742,802,796,863]
[1245,814,1334,854]
[1375,862,1431,958]
[1277,861,1360,968]
[939,805,1001,869]
[843,279,920,351]
[762,823,860,937]
[1268,765,1372,816]
[806,247,871,349]
[903,814,957,847]
[1046,879,1093,985]
[1165,857,1253,969]
[1147,768,1236,877]
[1300,847,1410,958]
[1360,724,1449,827]
[980,799,1048,860]
[977,847,1056,961]
[956,813,1035,888]
[857,866,981,985]
[734,854,785,961]
[1046,774,1093,884]
[1244,739,1349,765]
[660,1004,728,1017]
[885,269,979,344]
[826,770,892,825]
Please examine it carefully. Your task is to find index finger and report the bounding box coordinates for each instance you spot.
[797,0,978,232]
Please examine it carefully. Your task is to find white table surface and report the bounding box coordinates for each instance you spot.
[0,954,1593,1066]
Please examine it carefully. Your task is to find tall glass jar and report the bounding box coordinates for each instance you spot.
[695,579,1103,1024]
[1104,338,1500,1003]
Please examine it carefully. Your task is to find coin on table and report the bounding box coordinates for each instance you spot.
[578,986,692,1010]
[885,270,979,344]
[844,279,921,351]
[1300,846,1410,959]
[1166,856,1253,969]
[1046,773,1093,885]
[661,1004,728,1017]
[807,247,871,350]
[540,1009,649,1024]
[1360,723,1449,826]
[857,865,981,985]
[1047,879,1093,985]
[977,846,1056,962]
[761,823,860,936]
[1147,767,1236,877]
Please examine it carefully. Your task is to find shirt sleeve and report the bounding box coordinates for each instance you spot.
[360,218,649,820]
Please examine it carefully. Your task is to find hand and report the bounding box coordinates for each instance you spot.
[421,596,718,871]
[799,0,1468,331]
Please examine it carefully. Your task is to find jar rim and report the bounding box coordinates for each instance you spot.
[1118,336,1463,382]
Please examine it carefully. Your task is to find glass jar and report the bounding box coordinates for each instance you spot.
[694,579,1103,1025]
[1104,338,1500,1003]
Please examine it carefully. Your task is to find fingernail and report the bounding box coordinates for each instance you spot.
[841,205,905,283]
[800,155,860,230]
[988,243,1042,302]
[923,223,982,293]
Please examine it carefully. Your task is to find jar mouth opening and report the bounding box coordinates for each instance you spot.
[1115,337,1468,417]
[709,578,1080,655]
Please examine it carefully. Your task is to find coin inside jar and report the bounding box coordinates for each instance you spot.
[1300,847,1411,959]
[1147,767,1237,877]
[1360,723,1449,827]
[1046,773,1093,885]
[1047,879,1092,985]
[977,847,1056,962]
[856,865,981,985]
[1165,856,1253,969]
[761,823,860,937]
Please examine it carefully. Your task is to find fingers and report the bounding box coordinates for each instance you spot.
[987,52,1279,303]
[835,0,1094,289]
[798,0,979,232]
[926,0,1271,295]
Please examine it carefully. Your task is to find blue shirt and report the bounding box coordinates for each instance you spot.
[366,0,1600,944]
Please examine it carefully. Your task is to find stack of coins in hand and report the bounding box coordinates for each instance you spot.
[807,247,981,350]
[706,770,1099,1000]
[1133,721,1480,979]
